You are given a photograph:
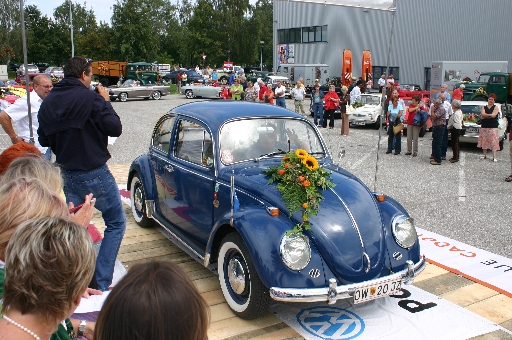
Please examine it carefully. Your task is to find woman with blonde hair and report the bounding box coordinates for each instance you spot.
[340,86,351,135]
[0,217,96,340]
[0,156,62,193]
[94,259,210,340]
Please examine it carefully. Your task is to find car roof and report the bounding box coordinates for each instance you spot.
[170,101,305,132]
[461,101,501,107]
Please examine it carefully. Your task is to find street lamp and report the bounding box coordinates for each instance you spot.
[260,41,264,71]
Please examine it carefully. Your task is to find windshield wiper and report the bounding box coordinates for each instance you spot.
[309,151,326,156]
[255,149,286,162]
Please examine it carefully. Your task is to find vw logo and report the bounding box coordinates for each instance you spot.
[297,306,364,339]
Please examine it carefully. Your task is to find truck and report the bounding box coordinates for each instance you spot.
[456,71,512,122]
[276,64,329,91]
[91,61,159,86]
[430,61,508,98]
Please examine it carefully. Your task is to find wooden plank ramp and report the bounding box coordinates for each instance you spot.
[101,164,511,339]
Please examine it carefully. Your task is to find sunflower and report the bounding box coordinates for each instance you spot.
[302,155,319,171]
[295,149,308,159]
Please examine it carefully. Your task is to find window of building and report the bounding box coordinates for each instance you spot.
[278,25,327,44]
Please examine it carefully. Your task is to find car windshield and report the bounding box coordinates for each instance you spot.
[219,118,326,164]
[477,75,490,83]
[360,95,381,105]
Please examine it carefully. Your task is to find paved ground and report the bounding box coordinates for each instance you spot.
[2,92,512,339]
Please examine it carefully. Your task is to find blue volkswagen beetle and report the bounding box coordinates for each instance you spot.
[128,101,425,319]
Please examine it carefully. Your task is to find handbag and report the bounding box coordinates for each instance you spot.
[393,122,405,135]
[346,105,355,115]
[460,121,466,136]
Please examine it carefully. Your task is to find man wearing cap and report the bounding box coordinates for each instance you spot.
[274,80,287,108]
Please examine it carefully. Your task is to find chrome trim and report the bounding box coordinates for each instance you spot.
[170,162,214,181]
[391,215,417,249]
[329,188,364,249]
[279,234,312,271]
[269,255,426,303]
[145,200,155,218]
[151,218,204,261]
[362,252,370,273]
[309,268,321,278]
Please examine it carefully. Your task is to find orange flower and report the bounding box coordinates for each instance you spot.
[299,176,305,182]
[278,169,285,176]
[303,180,311,187]
[284,163,290,168]
[302,203,308,209]
[283,156,290,161]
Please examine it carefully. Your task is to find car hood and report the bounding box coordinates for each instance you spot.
[225,163,387,283]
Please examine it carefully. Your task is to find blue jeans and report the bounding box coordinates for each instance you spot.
[275,96,286,108]
[387,121,402,154]
[432,125,446,163]
[62,164,126,291]
[312,103,323,126]
[441,121,449,157]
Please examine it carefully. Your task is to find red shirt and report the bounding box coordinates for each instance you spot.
[323,92,339,110]
[406,104,425,125]
[259,85,267,101]
[452,88,463,101]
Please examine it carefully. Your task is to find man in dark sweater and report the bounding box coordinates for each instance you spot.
[38,56,124,291]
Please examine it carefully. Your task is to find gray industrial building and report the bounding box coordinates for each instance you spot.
[272,0,512,90]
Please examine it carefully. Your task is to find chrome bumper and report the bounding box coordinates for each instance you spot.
[270,255,426,304]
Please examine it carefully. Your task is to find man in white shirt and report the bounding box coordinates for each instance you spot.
[378,75,386,93]
[439,93,453,160]
[350,80,363,104]
[274,80,287,108]
[0,75,52,160]
[254,78,261,93]
[290,81,306,115]
[436,83,452,102]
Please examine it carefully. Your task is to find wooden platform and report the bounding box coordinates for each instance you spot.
[102,164,512,340]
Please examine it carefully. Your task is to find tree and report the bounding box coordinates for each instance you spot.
[0,0,22,63]
[111,0,175,61]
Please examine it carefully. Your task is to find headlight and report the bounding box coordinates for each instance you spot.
[280,234,311,271]
[392,216,417,249]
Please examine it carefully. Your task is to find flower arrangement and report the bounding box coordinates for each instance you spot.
[98,63,109,76]
[352,101,364,109]
[263,149,335,236]
[463,113,479,123]
[475,87,487,95]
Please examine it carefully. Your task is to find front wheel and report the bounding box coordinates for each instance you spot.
[152,91,161,100]
[185,90,194,99]
[218,233,270,319]
[419,124,427,137]
[119,92,128,102]
[374,116,381,130]
[130,174,154,228]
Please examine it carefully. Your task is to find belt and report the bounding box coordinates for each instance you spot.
[295,99,303,101]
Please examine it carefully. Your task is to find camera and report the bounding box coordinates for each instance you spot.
[89,83,100,92]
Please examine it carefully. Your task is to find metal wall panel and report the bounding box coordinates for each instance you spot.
[273,0,512,87]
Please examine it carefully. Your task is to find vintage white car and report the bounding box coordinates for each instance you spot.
[181,84,222,99]
[348,94,384,129]
[109,79,170,102]
[456,101,508,150]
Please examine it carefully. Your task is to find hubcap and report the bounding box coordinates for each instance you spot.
[227,257,246,295]
[134,185,144,214]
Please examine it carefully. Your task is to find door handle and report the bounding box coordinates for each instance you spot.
[164,164,174,173]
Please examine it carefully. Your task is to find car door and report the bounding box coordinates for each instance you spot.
[487,75,507,101]
[161,118,215,244]
[149,114,177,217]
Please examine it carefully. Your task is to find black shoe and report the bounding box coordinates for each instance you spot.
[386,151,392,154]
[394,152,400,155]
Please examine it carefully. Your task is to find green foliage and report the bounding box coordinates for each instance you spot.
[3,0,273,70]
[263,149,336,236]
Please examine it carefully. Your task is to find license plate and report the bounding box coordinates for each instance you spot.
[467,127,479,133]
[354,121,365,125]
[353,279,402,304]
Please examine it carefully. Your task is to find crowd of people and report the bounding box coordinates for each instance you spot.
[0,56,210,340]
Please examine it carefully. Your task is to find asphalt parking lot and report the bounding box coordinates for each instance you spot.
[2,94,511,259]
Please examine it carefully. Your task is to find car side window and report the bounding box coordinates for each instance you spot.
[491,76,506,84]
[152,116,175,154]
[175,119,213,167]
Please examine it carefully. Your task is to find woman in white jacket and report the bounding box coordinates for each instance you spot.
[447,100,463,163]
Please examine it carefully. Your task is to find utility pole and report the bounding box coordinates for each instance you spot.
[70,1,74,57]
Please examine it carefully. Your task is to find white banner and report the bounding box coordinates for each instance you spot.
[270,286,506,339]
[280,0,394,10]
[417,228,512,298]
